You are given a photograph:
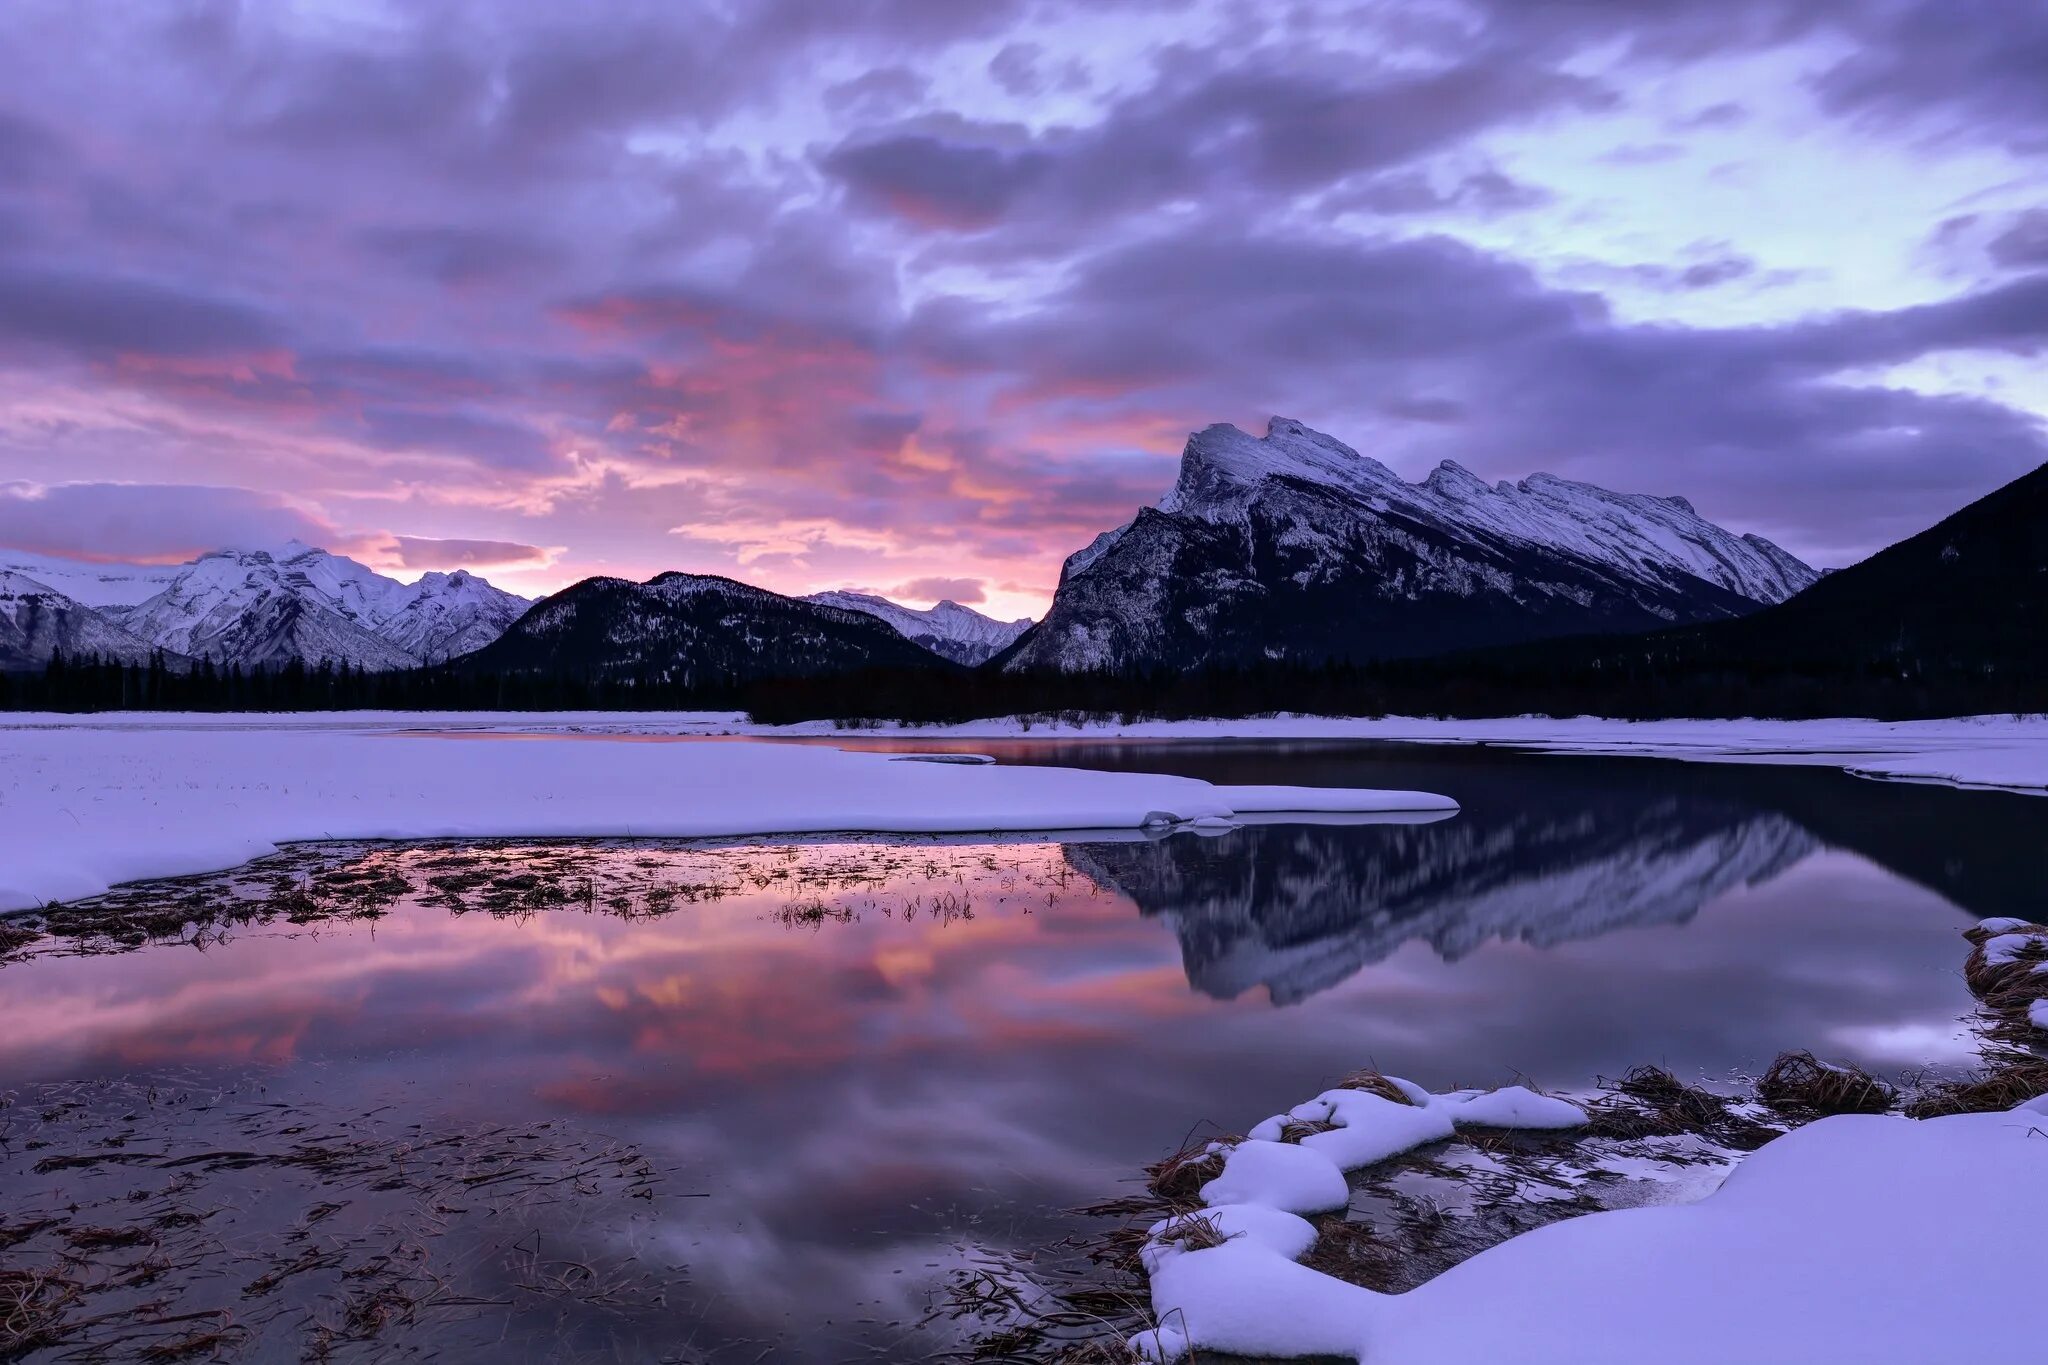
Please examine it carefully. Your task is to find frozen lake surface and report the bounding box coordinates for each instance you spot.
[3,738,2041,1361]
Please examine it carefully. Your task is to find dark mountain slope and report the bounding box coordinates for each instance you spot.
[457,572,955,689]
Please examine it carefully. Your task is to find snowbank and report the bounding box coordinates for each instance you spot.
[781,712,2048,796]
[0,725,1453,911]
[10,711,2046,795]
[1133,1077,2048,1364]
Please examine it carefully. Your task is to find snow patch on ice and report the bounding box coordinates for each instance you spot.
[0,722,1455,911]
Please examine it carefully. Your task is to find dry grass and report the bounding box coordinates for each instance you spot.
[1334,1069,1414,1106]
[1,1267,83,1359]
[1758,1051,1897,1116]
[0,921,40,957]
[1582,1065,1780,1149]
[1149,1213,1229,1255]
[1906,1054,2048,1118]
[1143,1140,1230,1210]
[1954,923,2048,1046]
[1278,1117,1340,1143]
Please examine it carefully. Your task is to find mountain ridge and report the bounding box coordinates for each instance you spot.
[1003,417,1819,673]
[806,590,1032,665]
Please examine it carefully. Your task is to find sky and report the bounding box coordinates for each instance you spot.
[0,0,2044,617]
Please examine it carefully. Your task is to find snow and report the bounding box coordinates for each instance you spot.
[1142,1205,1320,1273]
[806,590,1031,663]
[1981,932,2045,965]
[1439,1084,1590,1130]
[10,710,2043,796]
[1976,917,2036,934]
[1199,1139,1352,1215]
[2030,1000,2048,1031]
[0,551,181,608]
[0,720,1455,911]
[1133,1071,2048,1364]
[1158,418,1816,605]
[772,713,2048,797]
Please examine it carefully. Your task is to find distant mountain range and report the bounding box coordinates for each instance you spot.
[8,413,2044,721]
[0,543,530,672]
[1001,418,1818,672]
[806,591,1031,665]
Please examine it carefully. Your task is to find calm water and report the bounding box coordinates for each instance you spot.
[4,739,2042,1360]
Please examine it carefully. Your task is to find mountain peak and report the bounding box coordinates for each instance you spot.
[1423,459,1492,499]
[1164,418,1401,518]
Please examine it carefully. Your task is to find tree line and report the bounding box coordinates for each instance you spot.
[6,647,2041,722]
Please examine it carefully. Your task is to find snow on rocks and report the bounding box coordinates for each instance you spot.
[1132,1075,1585,1359]
[0,721,1455,911]
[1133,1074,2048,1364]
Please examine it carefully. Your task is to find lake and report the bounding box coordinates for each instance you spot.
[2,738,2039,1361]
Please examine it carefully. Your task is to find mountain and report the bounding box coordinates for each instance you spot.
[461,572,954,688]
[110,549,422,671]
[70,542,534,672]
[806,591,1032,664]
[1557,457,2048,692]
[377,570,533,664]
[0,570,167,670]
[0,551,181,608]
[1002,417,1819,673]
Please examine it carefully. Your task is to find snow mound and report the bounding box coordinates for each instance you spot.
[1131,1074,2048,1364]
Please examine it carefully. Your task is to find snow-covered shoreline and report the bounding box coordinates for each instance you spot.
[0,723,1453,912]
[1129,1076,2048,1363]
[9,710,2045,794]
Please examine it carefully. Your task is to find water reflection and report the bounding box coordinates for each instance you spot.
[1071,802,1814,1004]
[3,743,2036,1361]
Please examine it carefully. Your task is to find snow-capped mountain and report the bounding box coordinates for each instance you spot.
[463,572,953,686]
[378,570,534,664]
[0,570,166,670]
[110,549,423,671]
[0,551,181,608]
[806,591,1032,665]
[1004,417,1821,673]
[5,541,537,672]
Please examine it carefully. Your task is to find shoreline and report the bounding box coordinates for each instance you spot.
[5,710,2044,795]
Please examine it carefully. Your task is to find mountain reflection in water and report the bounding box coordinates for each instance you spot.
[1070,801,1814,1005]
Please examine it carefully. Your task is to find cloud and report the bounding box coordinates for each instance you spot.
[0,482,337,562]
[821,51,1608,242]
[0,265,281,359]
[909,223,2048,560]
[354,225,567,287]
[1988,210,2048,269]
[1811,1,2048,152]
[388,536,554,570]
[891,576,985,605]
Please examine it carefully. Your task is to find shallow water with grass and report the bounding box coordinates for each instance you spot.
[2,740,2041,1361]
